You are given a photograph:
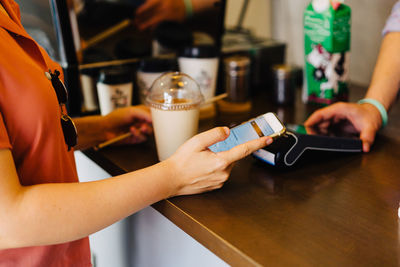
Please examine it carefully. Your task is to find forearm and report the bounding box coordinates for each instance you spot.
[1,161,173,249]
[192,0,218,14]
[73,106,152,150]
[365,32,400,110]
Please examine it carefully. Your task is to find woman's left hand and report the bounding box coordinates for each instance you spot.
[102,105,153,144]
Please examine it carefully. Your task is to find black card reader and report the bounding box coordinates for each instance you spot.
[253,125,362,167]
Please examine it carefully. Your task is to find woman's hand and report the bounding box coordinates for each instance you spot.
[304,102,382,152]
[74,105,152,150]
[163,127,273,197]
[102,105,153,144]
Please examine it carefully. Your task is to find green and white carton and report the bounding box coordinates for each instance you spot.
[303,0,351,105]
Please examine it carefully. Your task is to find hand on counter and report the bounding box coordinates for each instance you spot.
[304,102,382,153]
[164,127,273,196]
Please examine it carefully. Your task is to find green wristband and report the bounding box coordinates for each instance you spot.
[183,0,193,18]
[357,98,388,128]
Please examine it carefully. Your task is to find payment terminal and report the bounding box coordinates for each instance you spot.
[253,124,362,167]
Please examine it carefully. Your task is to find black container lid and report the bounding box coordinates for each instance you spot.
[153,21,193,49]
[138,57,178,73]
[114,37,152,59]
[98,67,132,85]
[179,45,218,58]
[80,49,113,76]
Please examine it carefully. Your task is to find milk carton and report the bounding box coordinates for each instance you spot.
[303,0,351,105]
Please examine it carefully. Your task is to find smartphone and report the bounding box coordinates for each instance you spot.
[209,112,286,153]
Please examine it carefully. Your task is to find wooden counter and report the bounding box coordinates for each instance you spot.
[84,85,400,266]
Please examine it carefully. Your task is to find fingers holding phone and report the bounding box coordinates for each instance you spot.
[209,112,285,153]
[219,135,273,163]
[166,113,281,197]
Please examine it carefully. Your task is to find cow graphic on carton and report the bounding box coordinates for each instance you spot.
[306,44,349,100]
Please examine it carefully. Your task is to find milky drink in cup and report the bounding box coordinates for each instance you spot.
[146,72,204,161]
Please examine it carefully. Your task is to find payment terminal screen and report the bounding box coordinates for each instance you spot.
[286,124,360,139]
[209,116,274,153]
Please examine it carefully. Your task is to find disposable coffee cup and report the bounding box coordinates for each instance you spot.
[136,58,177,104]
[178,45,219,118]
[146,72,204,161]
[97,67,133,115]
[80,68,99,112]
[80,49,110,112]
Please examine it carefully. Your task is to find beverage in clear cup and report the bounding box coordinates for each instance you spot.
[150,103,200,161]
[146,72,204,161]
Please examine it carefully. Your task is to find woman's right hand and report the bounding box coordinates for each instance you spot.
[164,127,273,197]
[304,102,383,152]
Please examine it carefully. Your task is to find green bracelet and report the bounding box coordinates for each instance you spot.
[357,98,388,128]
[183,0,193,18]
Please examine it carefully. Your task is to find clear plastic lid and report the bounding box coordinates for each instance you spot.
[146,72,204,110]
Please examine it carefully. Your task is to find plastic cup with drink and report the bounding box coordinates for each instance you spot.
[146,72,204,161]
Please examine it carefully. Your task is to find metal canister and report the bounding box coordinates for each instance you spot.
[272,64,296,105]
[223,55,251,103]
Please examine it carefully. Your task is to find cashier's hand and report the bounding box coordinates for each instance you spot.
[304,102,382,153]
[134,0,186,31]
[165,127,273,196]
[103,105,153,144]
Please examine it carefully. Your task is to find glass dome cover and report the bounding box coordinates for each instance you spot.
[146,72,204,110]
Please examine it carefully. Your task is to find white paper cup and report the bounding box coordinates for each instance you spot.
[178,45,219,103]
[80,74,99,112]
[97,68,133,115]
[97,82,133,115]
[137,71,163,104]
